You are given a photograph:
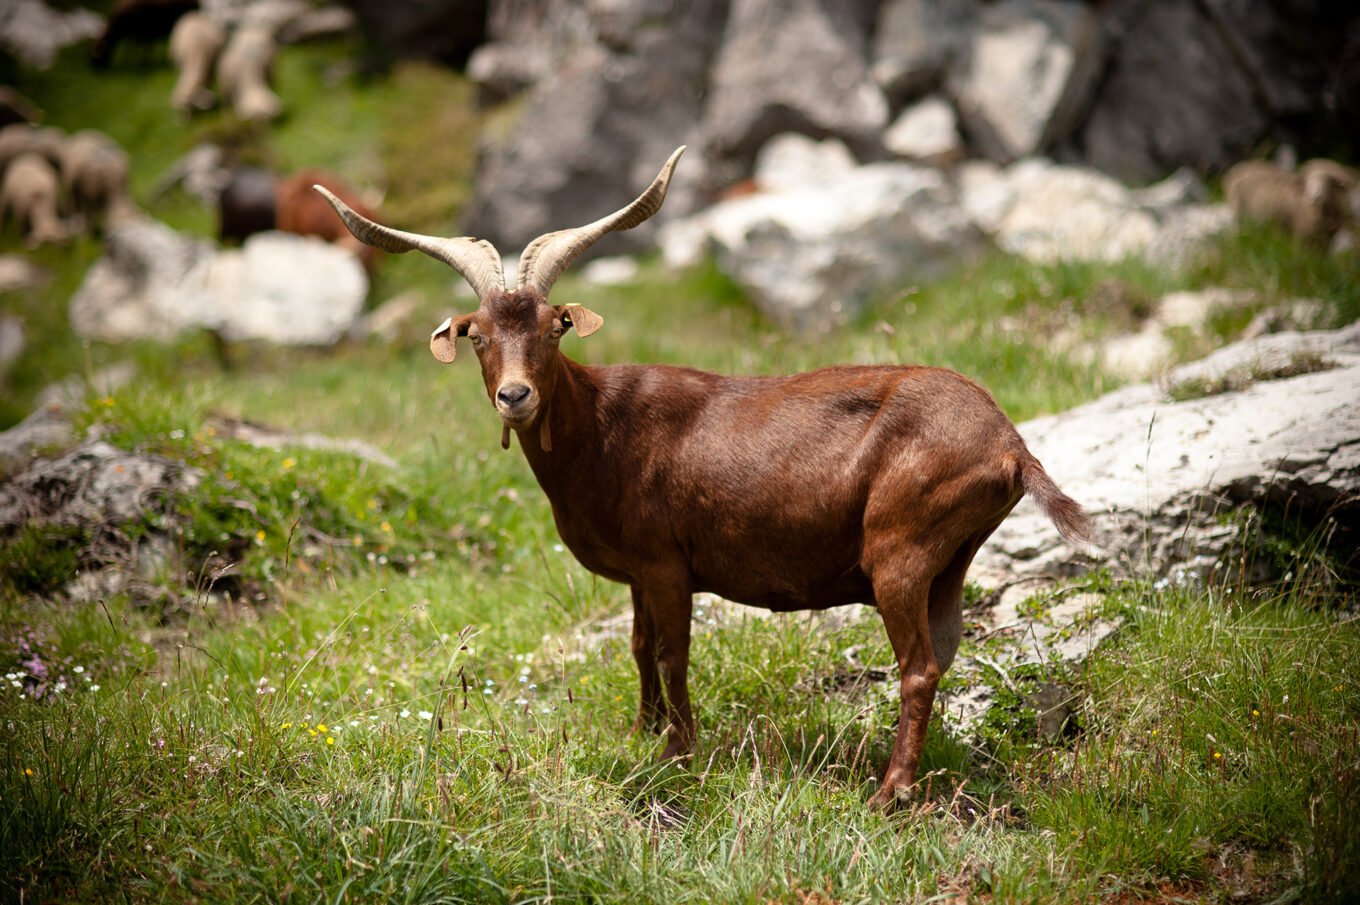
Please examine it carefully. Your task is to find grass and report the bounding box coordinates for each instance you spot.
[3,34,1360,904]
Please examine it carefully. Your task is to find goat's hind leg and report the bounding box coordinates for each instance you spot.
[629,585,666,734]
[867,558,940,809]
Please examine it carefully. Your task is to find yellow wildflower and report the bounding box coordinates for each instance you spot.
[326,737,335,746]
[282,457,296,470]
[24,768,33,776]
[256,530,266,543]
[380,521,392,533]
[316,723,328,733]
[281,722,292,729]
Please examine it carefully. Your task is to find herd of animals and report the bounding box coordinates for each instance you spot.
[0,0,1357,264]
[0,0,378,256]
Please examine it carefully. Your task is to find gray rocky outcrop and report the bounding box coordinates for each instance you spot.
[462,0,1353,261]
[0,439,202,602]
[69,219,368,345]
[973,322,1360,595]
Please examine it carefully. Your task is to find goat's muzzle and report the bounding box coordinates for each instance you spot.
[495,381,538,427]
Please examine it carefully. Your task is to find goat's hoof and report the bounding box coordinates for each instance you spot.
[868,783,912,811]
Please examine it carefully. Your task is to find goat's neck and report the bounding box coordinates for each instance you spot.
[515,355,603,494]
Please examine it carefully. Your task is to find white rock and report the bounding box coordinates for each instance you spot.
[960,158,1159,262]
[883,96,963,164]
[662,160,985,331]
[974,322,1360,588]
[70,220,368,345]
[752,133,858,193]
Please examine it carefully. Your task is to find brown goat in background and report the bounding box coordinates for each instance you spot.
[316,148,1089,808]
[277,170,381,271]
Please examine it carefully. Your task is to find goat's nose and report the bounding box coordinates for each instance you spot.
[497,383,532,407]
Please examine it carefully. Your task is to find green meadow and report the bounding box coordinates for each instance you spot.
[2,39,1358,904]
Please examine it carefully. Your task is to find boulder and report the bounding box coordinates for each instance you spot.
[946,0,1104,163]
[69,218,215,343]
[1074,0,1344,184]
[467,0,593,103]
[973,322,1360,593]
[883,95,963,166]
[701,0,887,167]
[660,135,985,332]
[193,233,368,344]
[0,0,103,69]
[463,1,724,256]
[69,219,368,345]
[959,158,1158,262]
[871,0,980,106]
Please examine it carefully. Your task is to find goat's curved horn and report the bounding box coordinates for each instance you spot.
[312,185,506,301]
[517,145,685,297]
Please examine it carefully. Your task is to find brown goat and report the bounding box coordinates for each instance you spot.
[316,148,1089,808]
[276,170,381,270]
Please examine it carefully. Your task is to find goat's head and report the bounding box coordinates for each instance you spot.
[314,147,684,443]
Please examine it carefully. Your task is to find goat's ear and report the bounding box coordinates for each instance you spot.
[561,304,603,338]
[430,314,472,363]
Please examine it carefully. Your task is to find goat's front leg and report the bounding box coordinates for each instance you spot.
[869,568,939,809]
[639,577,695,761]
[629,585,665,734]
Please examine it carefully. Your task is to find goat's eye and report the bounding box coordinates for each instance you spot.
[549,324,564,340]
[469,333,484,347]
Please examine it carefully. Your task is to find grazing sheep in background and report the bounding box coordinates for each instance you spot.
[90,0,199,68]
[217,166,277,243]
[276,169,382,270]
[1224,159,1353,247]
[0,124,65,173]
[169,12,226,112]
[316,147,1091,809]
[61,130,137,231]
[1,152,67,246]
[216,24,282,122]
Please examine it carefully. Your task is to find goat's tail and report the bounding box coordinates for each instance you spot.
[1019,455,1092,546]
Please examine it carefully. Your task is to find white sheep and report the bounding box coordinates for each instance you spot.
[215,23,282,122]
[1,152,67,246]
[61,130,138,231]
[0,124,64,174]
[169,11,227,112]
